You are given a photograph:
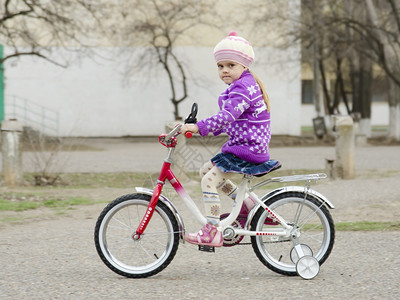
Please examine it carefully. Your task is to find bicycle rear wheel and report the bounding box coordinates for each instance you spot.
[251,192,335,276]
[94,193,179,278]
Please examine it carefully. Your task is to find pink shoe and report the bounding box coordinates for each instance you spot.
[185,224,223,247]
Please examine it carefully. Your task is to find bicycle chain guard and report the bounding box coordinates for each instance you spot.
[220,213,245,247]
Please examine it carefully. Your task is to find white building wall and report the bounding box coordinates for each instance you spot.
[301,103,389,128]
[370,103,389,126]
[4,45,302,137]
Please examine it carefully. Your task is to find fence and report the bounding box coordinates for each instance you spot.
[4,95,60,137]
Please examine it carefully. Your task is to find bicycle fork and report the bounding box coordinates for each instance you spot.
[133,161,171,240]
[132,183,163,240]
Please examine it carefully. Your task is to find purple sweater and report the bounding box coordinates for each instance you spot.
[197,71,271,164]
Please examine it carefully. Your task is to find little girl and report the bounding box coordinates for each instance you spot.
[180,31,279,247]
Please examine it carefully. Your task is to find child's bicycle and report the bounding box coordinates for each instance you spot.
[94,103,335,280]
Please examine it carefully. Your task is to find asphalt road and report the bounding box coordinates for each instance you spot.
[0,208,399,299]
[1,138,399,299]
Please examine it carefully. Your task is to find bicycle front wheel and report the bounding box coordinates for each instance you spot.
[94,193,180,278]
[251,192,335,276]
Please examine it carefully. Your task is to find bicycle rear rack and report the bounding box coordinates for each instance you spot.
[250,173,327,192]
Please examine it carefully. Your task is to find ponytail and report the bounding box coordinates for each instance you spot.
[249,71,271,112]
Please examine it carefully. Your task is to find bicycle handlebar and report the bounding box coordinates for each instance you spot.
[161,103,197,145]
[164,124,193,141]
[164,124,182,141]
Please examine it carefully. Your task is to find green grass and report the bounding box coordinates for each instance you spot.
[301,126,314,134]
[0,195,95,212]
[371,125,388,132]
[43,196,93,208]
[23,172,160,189]
[0,199,42,211]
[301,125,389,134]
[335,221,400,231]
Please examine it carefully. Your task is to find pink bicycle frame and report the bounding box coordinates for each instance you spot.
[134,129,204,239]
[132,126,323,240]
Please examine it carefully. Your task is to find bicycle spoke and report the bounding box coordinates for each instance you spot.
[142,231,180,237]
[109,217,135,231]
[300,231,324,243]
[300,222,324,232]
[139,242,158,261]
[107,237,132,245]
[297,204,325,228]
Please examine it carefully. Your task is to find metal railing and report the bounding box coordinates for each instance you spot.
[4,95,60,137]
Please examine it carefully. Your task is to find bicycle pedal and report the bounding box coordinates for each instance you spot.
[198,245,215,253]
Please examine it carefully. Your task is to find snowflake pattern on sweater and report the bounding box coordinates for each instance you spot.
[197,71,271,164]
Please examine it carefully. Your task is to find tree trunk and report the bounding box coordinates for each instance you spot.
[366,0,400,141]
[359,54,373,137]
[319,59,333,115]
[313,42,324,117]
[388,79,400,141]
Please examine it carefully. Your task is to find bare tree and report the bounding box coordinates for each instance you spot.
[258,0,400,140]
[308,0,400,139]
[363,0,400,140]
[0,0,105,66]
[113,0,215,120]
[300,0,375,121]
[255,1,359,120]
[323,0,400,139]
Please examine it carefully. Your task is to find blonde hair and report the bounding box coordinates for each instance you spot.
[250,71,271,112]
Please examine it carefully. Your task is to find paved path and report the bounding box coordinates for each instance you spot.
[19,137,400,173]
[0,208,399,299]
[1,139,399,299]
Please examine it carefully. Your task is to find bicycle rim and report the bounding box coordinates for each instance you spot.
[251,192,334,275]
[96,197,179,277]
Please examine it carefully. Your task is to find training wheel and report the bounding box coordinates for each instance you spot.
[290,244,313,263]
[296,255,320,280]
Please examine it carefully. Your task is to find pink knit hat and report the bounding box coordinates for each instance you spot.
[214,31,255,68]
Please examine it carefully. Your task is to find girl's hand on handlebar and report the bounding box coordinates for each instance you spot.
[180,124,199,136]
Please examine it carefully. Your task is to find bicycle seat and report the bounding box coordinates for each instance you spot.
[254,160,282,177]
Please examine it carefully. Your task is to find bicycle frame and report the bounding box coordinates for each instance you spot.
[134,124,334,242]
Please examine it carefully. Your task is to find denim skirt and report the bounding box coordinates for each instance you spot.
[211,152,281,176]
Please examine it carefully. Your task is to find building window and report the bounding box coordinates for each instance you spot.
[302,78,387,104]
[302,80,314,104]
[372,77,388,102]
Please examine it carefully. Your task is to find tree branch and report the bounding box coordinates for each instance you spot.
[1,51,68,67]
